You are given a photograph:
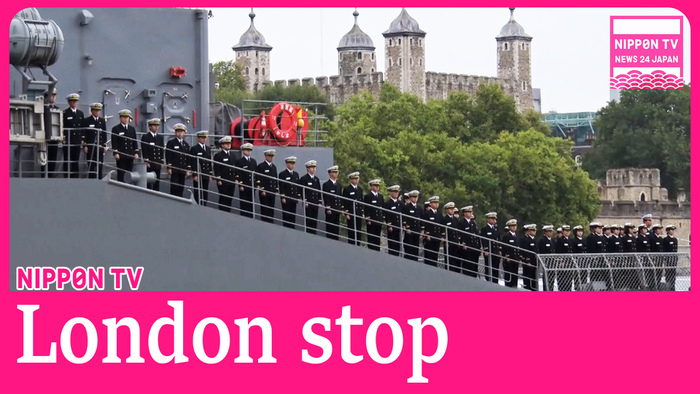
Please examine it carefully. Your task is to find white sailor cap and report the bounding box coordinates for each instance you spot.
[573,225,583,231]
[263,149,276,156]
[196,130,209,137]
[461,206,473,212]
[348,171,360,179]
[589,222,602,228]
[89,103,103,110]
[66,93,80,101]
[408,190,420,197]
[624,223,635,228]
[369,179,381,186]
[219,136,232,144]
[173,123,187,132]
[556,227,563,233]
[485,212,497,218]
[285,156,297,163]
[651,224,663,230]
[443,202,456,210]
[147,118,161,126]
[561,225,571,231]
[428,196,440,203]
[118,109,133,118]
[666,225,676,231]
[525,224,537,231]
[305,160,317,168]
[388,185,401,192]
[506,219,517,227]
[327,165,339,173]
[240,143,253,150]
[542,225,554,231]
[642,214,653,220]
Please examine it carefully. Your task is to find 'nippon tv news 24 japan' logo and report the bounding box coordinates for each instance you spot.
[610,16,684,89]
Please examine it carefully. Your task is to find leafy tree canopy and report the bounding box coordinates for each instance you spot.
[583,86,690,198]
[325,84,600,227]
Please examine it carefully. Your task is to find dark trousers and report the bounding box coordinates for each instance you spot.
[557,258,575,291]
[346,215,363,245]
[116,157,134,183]
[461,249,479,277]
[239,184,253,218]
[423,238,441,267]
[45,142,60,177]
[194,176,210,206]
[366,222,382,251]
[147,164,162,192]
[217,180,235,212]
[664,255,678,290]
[305,204,319,234]
[325,211,340,239]
[387,226,401,256]
[281,198,298,229]
[446,244,461,273]
[523,261,538,291]
[86,146,104,179]
[504,256,519,288]
[62,144,81,178]
[485,253,501,283]
[403,232,420,261]
[590,256,612,289]
[258,191,276,223]
[623,256,641,290]
[170,169,187,197]
[643,255,660,291]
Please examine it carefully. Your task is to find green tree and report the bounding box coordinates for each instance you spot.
[254,84,335,119]
[326,84,600,227]
[583,86,690,198]
[210,60,251,105]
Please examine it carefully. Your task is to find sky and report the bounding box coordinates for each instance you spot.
[207,7,690,113]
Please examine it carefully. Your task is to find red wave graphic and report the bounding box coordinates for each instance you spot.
[611,70,683,89]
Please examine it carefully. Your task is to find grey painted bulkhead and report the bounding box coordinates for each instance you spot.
[10,7,210,133]
[9,179,513,291]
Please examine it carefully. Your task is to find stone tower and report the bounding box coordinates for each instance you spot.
[496,8,533,111]
[383,8,426,101]
[337,9,377,76]
[232,9,272,93]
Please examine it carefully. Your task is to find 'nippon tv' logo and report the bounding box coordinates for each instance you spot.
[610,16,684,89]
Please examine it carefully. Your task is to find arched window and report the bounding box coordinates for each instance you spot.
[504,43,509,50]
[640,192,646,202]
[262,68,265,76]
[522,81,526,91]
[371,53,375,60]
[389,39,392,46]
[409,58,413,65]
[419,39,422,47]
[398,38,402,45]
[419,58,423,65]
[410,38,413,45]
[357,67,362,74]
[370,68,375,73]
[245,67,249,75]
[255,68,259,75]
[398,58,402,66]
[357,52,362,60]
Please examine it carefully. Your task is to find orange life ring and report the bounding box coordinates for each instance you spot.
[267,102,298,142]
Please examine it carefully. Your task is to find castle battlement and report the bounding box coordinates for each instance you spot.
[233,8,537,112]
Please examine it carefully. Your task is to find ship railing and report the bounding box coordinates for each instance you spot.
[11,130,690,291]
[538,253,690,291]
